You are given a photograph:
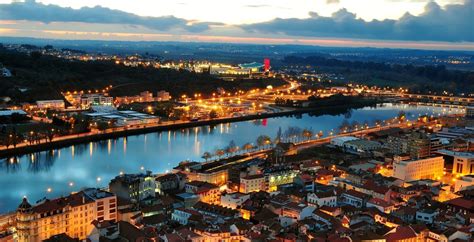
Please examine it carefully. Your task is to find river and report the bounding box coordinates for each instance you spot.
[0,103,464,212]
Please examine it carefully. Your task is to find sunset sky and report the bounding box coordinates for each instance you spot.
[0,0,473,50]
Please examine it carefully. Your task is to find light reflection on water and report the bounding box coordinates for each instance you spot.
[0,103,463,212]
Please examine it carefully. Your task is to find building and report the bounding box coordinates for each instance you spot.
[330,136,359,148]
[15,188,116,241]
[415,209,438,224]
[466,106,474,119]
[407,131,445,159]
[139,91,154,102]
[109,172,156,202]
[307,191,337,207]
[155,172,186,195]
[265,167,298,192]
[281,202,316,220]
[66,93,113,109]
[438,150,474,175]
[454,175,474,192]
[240,174,266,193]
[340,190,371,208]
[367,198,394,214]
[220,193,250,209]
[171,208,202,225]
[385,134,409,155]
[156,90,171,101]
[185,181,220,204]
[343,139,382,153]
[36,100,65,110]
[393,156,444,182]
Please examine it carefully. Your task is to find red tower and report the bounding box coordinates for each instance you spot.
[264,58,270,72]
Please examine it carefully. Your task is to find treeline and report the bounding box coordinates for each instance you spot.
[283,55,474,94]
[0,47,284,103]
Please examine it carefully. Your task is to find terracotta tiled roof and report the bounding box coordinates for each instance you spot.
[385,226,418,241]
[32,192,91,214]
[447,197,474,210]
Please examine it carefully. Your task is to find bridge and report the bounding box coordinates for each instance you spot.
[401,94,474,106]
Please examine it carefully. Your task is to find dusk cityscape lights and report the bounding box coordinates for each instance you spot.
[0,0,473,241]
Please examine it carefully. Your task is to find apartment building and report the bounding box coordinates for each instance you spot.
[393,156,444,182]
[15,188,116,241]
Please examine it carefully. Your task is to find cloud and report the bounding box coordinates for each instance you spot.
[326,0,340,4]
[242,0,474,42]
[0,0,215,32]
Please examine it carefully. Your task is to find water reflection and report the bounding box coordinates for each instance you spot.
[0,103,464,212]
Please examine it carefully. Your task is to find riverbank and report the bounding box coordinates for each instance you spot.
[0,101,379,158]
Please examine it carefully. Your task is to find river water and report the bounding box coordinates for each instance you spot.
[0,103,463,212]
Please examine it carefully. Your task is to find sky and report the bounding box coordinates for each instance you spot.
[0,0,473,50]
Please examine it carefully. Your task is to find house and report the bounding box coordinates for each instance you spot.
[240,174,266,193]
[185,181,220,204]
[193,202,239,222]
[294,173,315,191]
[280,202,316,220]
[171,207,202,225]
[415,208,438,224]
[155,172,186,195]
[392,206,416,224]
[311,209,335,229]
[384,225,426,242]
[446,197,474,216]
[307,191,337,207]
[162,227,203,242]
[340,190,371,208]
[221,192,250,209]
[109,172,156,202]
[367,198,394,214]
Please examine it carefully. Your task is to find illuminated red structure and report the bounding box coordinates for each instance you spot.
[264,58,270,72]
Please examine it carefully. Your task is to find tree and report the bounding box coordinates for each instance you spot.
[202,152,212,161]
[215,149,225,159]
[46,129,55,142]
[317,131,324,138]
[209,110,218,119]
[284,126,302,142]
[351,121,360,130]
[397,111,406,121]
[256,135,272,149]
[302,128,313,140]
[226,140,238,155]
[274,127,282,144]
[242,143,254,153]
[339,119,350,132]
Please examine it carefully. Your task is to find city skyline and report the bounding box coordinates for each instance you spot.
[0,0,473,50]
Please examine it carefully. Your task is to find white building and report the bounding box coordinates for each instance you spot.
[466,106,474,118]
[220,193,250,209]
[393,156,444,182]
[171,208,200,225]
[240,174,266,193]
[454,175,474,192]
[416,209,438,224]
[36,100,65,110]
[330,136,359,148]
[307,191,337,207]
[157,90,171,101]
[367,198,394,214]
